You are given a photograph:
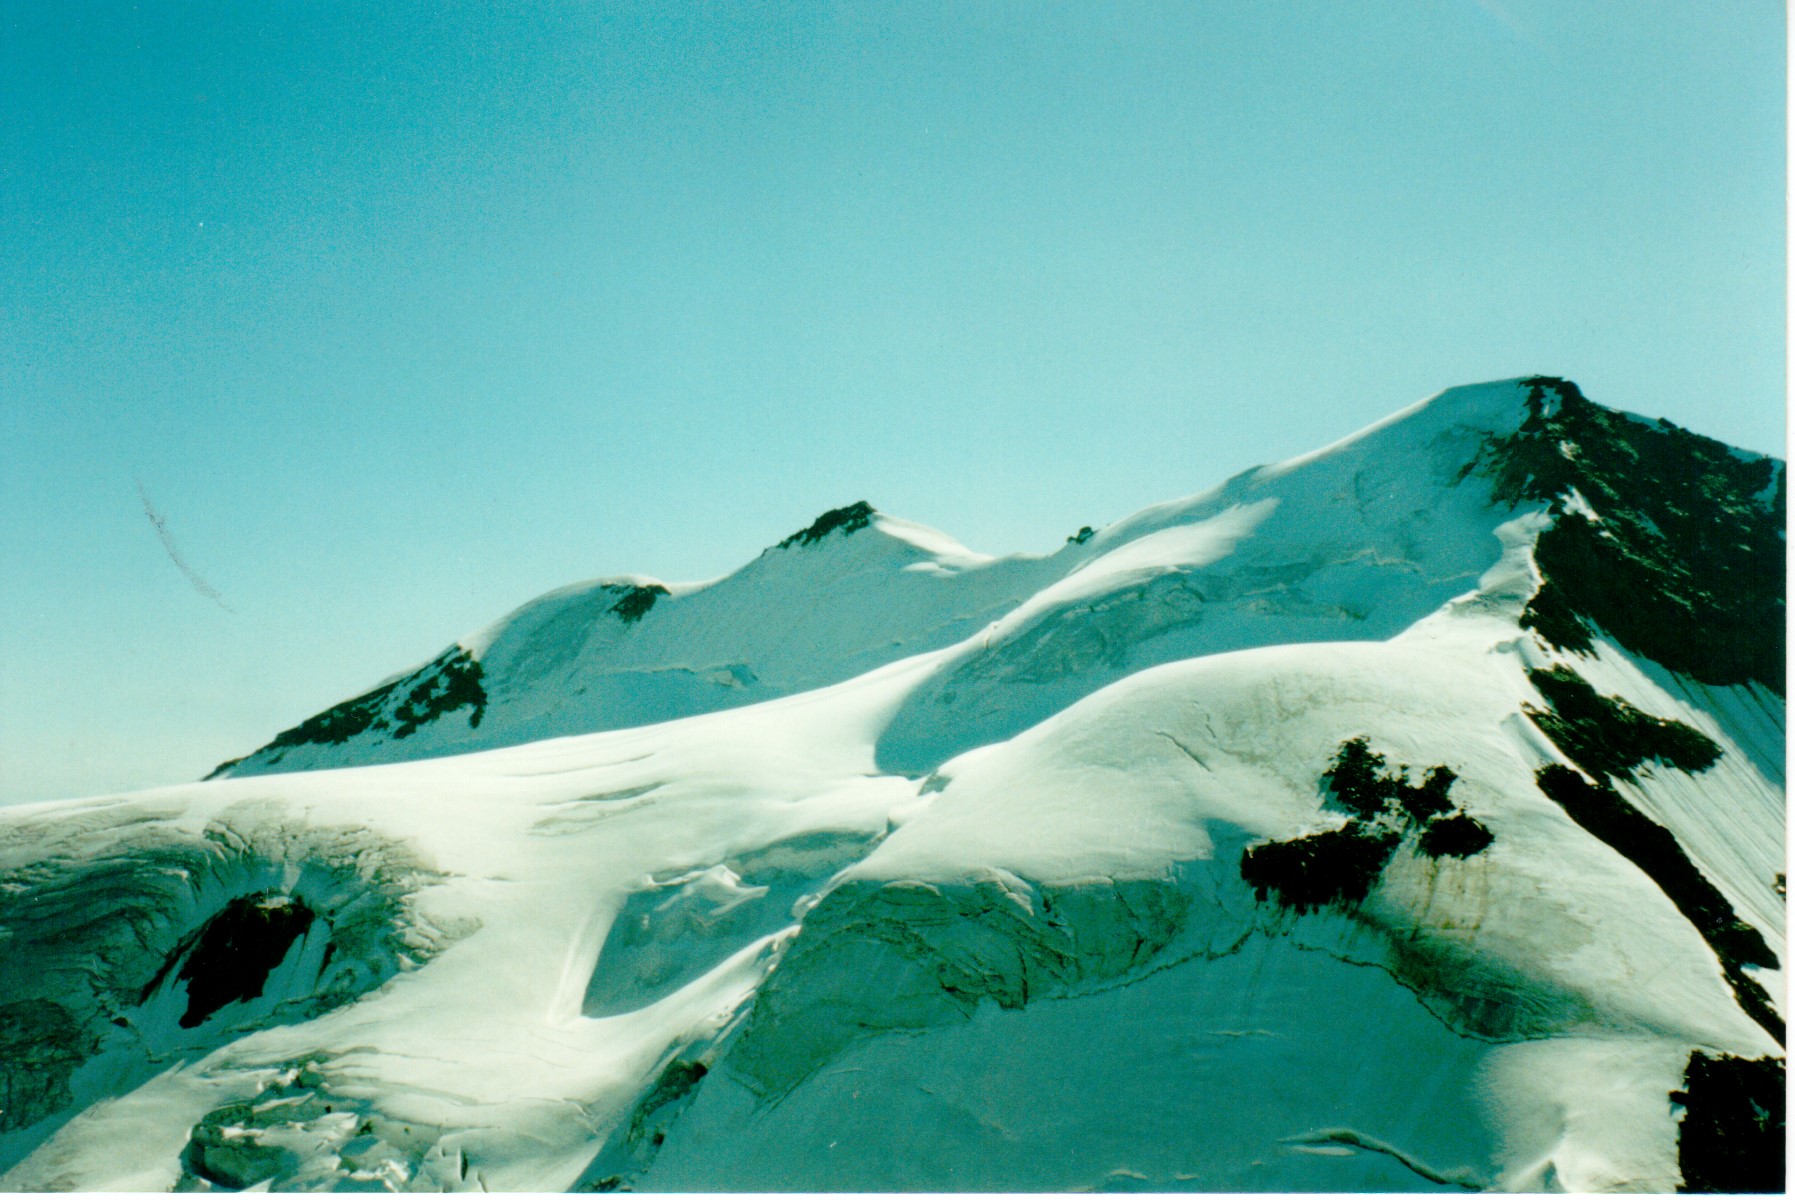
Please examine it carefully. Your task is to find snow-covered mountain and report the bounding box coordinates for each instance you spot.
[1,377,1783,1192]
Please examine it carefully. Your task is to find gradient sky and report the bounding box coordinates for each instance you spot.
[1,1,1785,805]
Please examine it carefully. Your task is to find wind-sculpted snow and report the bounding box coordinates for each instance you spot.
[642,936,1518,1192]
[4,378,1784,1192]
[874,381,1537,773]
[721,871,1196,1100]
[582,828,887,1017]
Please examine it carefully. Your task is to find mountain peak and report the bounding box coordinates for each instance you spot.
[775,500,878,550]
[1472,375,1785,692]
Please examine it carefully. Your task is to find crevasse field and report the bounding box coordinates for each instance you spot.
[0,378,1783,1192]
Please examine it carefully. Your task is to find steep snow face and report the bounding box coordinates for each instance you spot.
[3,379,1782,1193]
[877,380,1537,772]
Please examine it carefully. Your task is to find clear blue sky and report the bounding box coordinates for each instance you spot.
[1,1,1784,804]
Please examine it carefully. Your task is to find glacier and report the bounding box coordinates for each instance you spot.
[0,377,1782,1192]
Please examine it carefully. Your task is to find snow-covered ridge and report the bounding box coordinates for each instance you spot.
[2,377,1782,1192]
[211,498,1067,779]
[214,378,1545,781]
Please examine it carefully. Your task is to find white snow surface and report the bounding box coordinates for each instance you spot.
[216,378,1534,779]
[0,379,1782,1193]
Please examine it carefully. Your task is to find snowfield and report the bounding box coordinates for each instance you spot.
[0,378,1782,1192]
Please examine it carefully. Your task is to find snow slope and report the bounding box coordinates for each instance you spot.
[213,381,1540,781]
[210,505,1065,778]
[0,377,1782,1193]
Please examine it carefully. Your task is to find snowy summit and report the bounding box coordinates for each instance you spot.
[0,377,1783,1192]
